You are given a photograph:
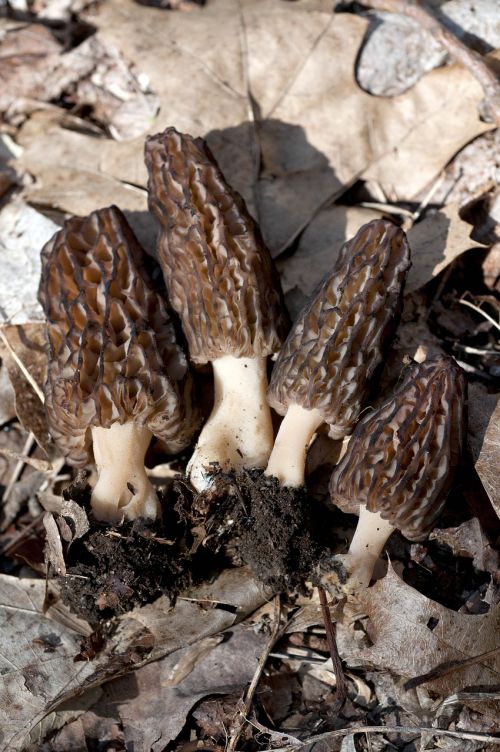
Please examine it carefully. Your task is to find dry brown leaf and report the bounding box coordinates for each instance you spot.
[339,567,500,715]
[468,383,500,519]
[0,567,268,751]
[16,0,491,258]
[430,519,500,578]
[0,324,50,453]
[406,205,487,293]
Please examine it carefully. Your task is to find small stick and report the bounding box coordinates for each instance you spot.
[262,724,500,750]
[0,329,45,404]
[361,0,500,126]
[317,586,347,713]
[227,595,283,752]
[403,645,500,691]
[459,297,500,333]
[2,432,36,504]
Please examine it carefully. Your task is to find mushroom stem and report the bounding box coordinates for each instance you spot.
[265,404,324,487]
[342,505,395,589]
[90,423,160,523]
[187,355,273,492]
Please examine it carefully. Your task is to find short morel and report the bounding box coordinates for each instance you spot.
[39,205,198,523]
[328,355,467,592]
[145,127,288,491]
[266,219,411,488]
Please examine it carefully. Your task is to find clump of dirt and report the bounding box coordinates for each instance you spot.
[60,517,192,624]
[176,469,321,593]
[56,468,325,624]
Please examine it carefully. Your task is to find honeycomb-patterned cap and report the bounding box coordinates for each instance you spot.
[267,219,411,436]
[145,127,289,364]
[38,205,198,465]
[329,356,467,541]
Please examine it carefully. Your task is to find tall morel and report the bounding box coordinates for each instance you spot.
[327,355,467,592]
[145,127,289,491]
[39,205,198,523]
[266,219,411,487]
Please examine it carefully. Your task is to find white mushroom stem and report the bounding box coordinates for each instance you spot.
[265,403,324,487]
[90,422,160,523]
[342,505,395,590]
[187,355,274,492]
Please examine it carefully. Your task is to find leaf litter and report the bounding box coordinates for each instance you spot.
[0,0,499,749]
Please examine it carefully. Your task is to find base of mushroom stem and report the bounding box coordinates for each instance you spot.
[320,507,395,594]
[187,355,274,492]
[90,422,161,523]
[264,403,324,487]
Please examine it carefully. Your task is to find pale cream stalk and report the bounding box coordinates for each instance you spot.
[187,355,273,492]
[265,403,324,487]
[342,505,395,590]
[91,422,160,522]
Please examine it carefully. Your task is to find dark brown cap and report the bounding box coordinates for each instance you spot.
[267,219,411,435]
[329,355,467,541]
[145,127,289,364]
[38,205,197,465]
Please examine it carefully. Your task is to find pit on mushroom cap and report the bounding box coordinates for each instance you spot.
[39,205,198,523]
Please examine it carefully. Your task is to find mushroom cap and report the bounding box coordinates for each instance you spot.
[38,205,198,465]
[267,219,411,434]
[145,127,289,364]
[329,355,467,541]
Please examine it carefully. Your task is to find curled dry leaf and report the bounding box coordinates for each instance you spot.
[338,567,500,718]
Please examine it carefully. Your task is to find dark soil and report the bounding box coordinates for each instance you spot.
[57,468,324,624]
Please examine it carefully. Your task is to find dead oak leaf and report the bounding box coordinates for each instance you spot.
[17,0,491,259]
[468,384,500,520]
[339,567,500,715]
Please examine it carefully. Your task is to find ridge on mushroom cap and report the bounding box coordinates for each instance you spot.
[38,205,197,465]
[329,355,467,541]
[145,127,289,364]
[267,219,411,433]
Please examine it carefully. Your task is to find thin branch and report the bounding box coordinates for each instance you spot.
[0,328,45,403]
[361,0,500,126]
[262,725,500,751]
[317,586,347,713]
[227,595,284,752]
[404,645,500,691]
[459,298,500,333]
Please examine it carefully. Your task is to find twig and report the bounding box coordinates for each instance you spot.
[361,0,500,126]
[262,725,500,750]
[317,586,347,713]
[0,445,52,473]
[459,298,500,333]
[227,595,283,752]
[0,329,45,404]
[403,645,500,691]
[2,432,36,504]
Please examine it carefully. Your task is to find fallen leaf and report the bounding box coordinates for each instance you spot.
[0,567,268,751]
[430,519,500,577]
[406,205,487,293]
[15,0,491,259]
[468,384,500,519]
[0,200,57,325]
[338,567,500,716]
[0,324,50,453]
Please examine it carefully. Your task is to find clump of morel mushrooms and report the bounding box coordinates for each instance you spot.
[325,355,467,593]
[145,127,288,491]
[265,219,411,487]
[39,205,198,523]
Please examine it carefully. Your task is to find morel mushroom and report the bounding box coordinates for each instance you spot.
[39,205,197,523]
[266,219,411,487]
[145,127,288,491]
[328,355,467,591]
